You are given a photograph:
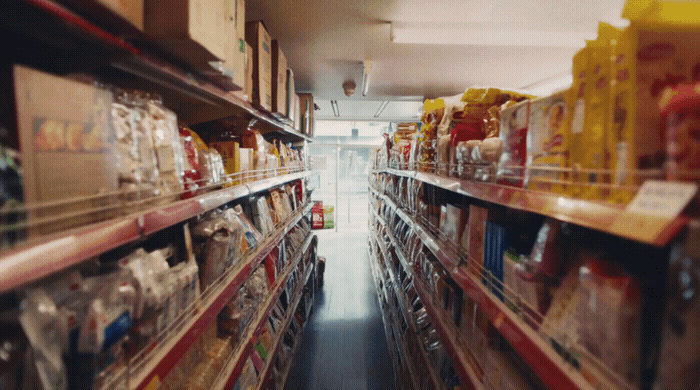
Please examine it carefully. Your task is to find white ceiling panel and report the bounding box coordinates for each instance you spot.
[247,0,628,116]
[316,100,423,121]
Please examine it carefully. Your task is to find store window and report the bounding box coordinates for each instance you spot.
[309,121,389,231]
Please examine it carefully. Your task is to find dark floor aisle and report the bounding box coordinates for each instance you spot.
[285,229,395,390]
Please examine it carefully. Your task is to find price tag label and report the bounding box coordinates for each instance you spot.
[610,181,697,243]
[625,181,698,218]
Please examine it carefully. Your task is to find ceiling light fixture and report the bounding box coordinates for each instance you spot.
[342,80,356,97]
[362,60,372,97]
[390,22,594,48]
[330,100,340,117]
[374,100,389,118]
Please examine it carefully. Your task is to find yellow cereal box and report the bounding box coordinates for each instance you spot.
[608,0,700,203]
[566,43,591,198]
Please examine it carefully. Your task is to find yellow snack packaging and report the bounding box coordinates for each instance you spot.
[579,30,615,201]
[526,90,569,194]
[609,0,700,203]
[566,43,591,197]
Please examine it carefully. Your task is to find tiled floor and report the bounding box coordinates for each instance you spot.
[285,229,395,390]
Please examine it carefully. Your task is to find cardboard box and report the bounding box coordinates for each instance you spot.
[59,0,143,32]
[209,140,240,183]
[293,93,301,131]
[298,93,314,136]
[271,40,287,117]
[13,65,119,234]
[286,69,295,120]
[246,21,273,111]
[234,42,254,102]
[144,0,232,68]
[223,0,246,90]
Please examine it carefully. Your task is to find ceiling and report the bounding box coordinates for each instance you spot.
[246,0,628,120]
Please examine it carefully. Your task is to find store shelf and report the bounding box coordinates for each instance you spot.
[374,168,686,247]
[113,54,313,142]
[376,207,483,390]
[372,189,593,390]
[253,279,306,390]
[370,234,443,390]
[214,232,314,390]
[0,170,311,293]
[10,0,312,141]
[124,203,311,390]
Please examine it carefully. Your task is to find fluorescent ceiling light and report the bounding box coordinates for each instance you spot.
[390,22,594,47]
[330,100,340,117]
[374,101,390,118]
[362,60,372,97]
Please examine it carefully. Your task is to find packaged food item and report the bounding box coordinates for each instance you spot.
[461,205,489,271]
[659,83,700,181]
[0,145,25,249]
[207,148,227,185]
[484,348,534,390]
[192,213,233,289]
[179,126,203,198]
[567,45,590,197]
[144,97,184,198]
[609,0,700,202]
[497,100,530,186]
[526,90,569,193]
[19,289,68,390]
[483,221,508,299]
[442,204,467,247]
[252,196,274,236]
[14,65,118,235]
[573,34,613,200]
[209,130,241,184]
[323,205,335,229]
[654,222,700,389]
[237,358,258,389]
[233,204,262,247]
[577,259,641,384]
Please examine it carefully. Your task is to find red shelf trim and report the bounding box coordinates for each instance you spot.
[378,168,684,247]
[0,171,309,293]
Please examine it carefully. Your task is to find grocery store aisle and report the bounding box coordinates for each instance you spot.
[285,229,395,390]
